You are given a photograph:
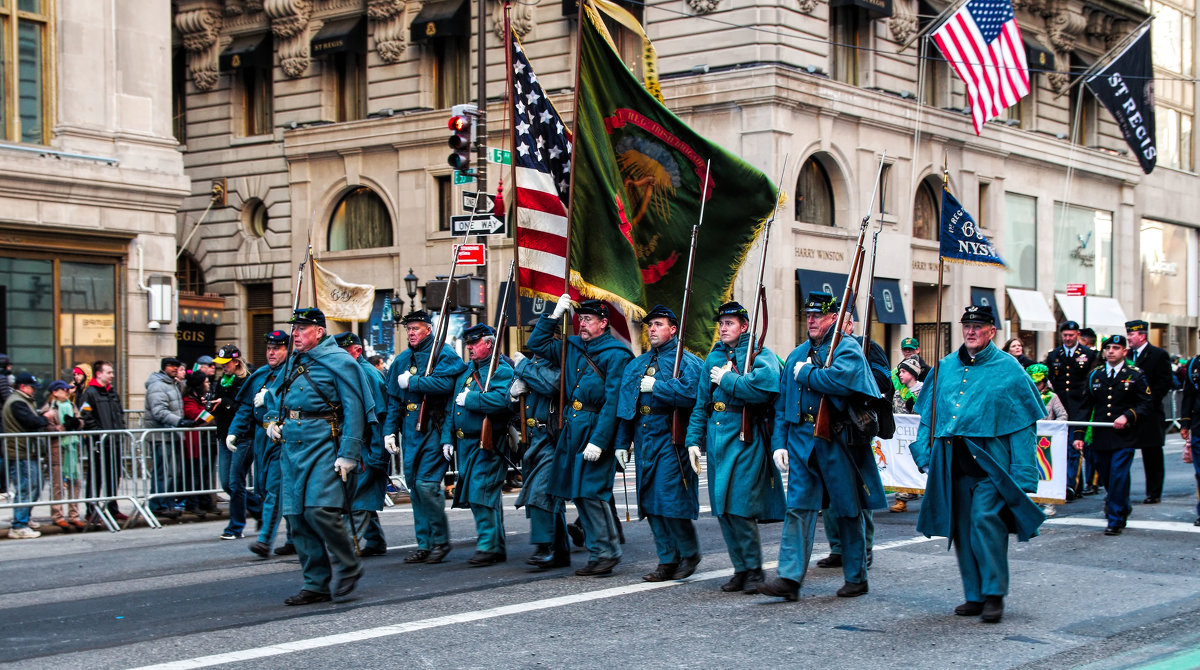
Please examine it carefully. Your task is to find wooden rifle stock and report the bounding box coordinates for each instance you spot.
[518,396,529,445]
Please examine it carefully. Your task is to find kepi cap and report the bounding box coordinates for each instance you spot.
[576,300,608,319]
[960,305,995,325]
[401,310,433,325]
[264,330,290,345]
[714,301,748,321]
[642,304,678,325]
[335,332,362,348]
[804,291,838,315]
[289,307,327,328]
[462,323,495,343]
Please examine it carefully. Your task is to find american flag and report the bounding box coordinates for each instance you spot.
[931,0,1030,134]
[508,29,632,343]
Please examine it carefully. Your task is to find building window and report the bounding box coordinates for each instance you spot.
[245,283,273,368]
[1140,219,1193,318]
[1156,106,1195,171]
[172,47,188,144]
[1053,203,1113,297]
[176,254,206,295]
[433,36,469,109]
[436,175,452,232]
[831,6,868,85]
[328,186,393,251]
[242,198,269,237]
[1151,0,1194,77]
[223,34,274,137]
[600,1,645,72]
[913,179,939,241]
[313,18,368,122]
[795,156,835,226]
[0,0,51,144]
[1069,54,1097,146]
[977,182,990,230]
[1003,193,1036,289]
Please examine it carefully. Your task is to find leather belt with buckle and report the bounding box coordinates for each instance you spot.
[405,402,418,412]
[287,410,338,421]
[526,417,538,427]
[802,413,816,423]
[639,405,670,415]
[711,402,744,412]
[454,429,479,439]
[571,399,601,413]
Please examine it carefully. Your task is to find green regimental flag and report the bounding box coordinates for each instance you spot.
[571,1,778,353]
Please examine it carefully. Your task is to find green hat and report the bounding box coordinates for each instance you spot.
[901,337,920,350]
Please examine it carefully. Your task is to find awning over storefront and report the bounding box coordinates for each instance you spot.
[1024,38,1055,71]
[1005,288,1057,332]
[1055,294,1130,336]
[830,0,894,17]
[411,0,469,42]
[871,278,906,324]
[219,33,269,70]
[970,287,1001,327]
[311,17,365,56]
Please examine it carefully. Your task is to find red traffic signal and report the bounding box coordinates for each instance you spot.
[448,114,473,171]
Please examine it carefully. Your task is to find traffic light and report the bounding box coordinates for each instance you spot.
[448,103,477,172]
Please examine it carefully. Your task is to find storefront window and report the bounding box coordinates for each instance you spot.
[0,257,54,384]
[58,261,117,382]
[1004,193,1037,289]
[1140,219,1194,317]
[1053,204,1113,297]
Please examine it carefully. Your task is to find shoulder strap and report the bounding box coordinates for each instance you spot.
[569,340,606,382]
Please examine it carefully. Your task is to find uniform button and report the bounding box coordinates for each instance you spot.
[956,403,960,407]
[716,421,721,425]
[952,415,957,419]
[959,391,964,395]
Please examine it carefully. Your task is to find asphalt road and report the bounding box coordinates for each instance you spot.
[3,437,1200,670]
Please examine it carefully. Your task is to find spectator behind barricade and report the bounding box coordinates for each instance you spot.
[145,357,193,519]
[1028,363,1065,517]
[889,357,925,514]
[42,380,86,530]
[900,338,930,382]
[181,370,214,517]
[212,344,261,540]
[1002,338,1036,368]
[0,353,12,404]
[78,361,126,522]
[195,355,216,381]
[3,373,50,538]
[69,364,92,403]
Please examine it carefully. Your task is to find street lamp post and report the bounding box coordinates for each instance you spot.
[404,268,419,313]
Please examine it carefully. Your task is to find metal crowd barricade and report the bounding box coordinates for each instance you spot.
[137,426,224,524]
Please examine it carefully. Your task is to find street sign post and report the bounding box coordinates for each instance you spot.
[454,243,486,266]
[1066,283,1086,296]
[450,213,506,236]
[461,191,495,213]
[453,170,475,185]
[489,148,512,165]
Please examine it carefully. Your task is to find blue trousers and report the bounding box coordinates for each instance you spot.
[255,445,287,546]
[219,443,262,534]
[1093,448,1135,528]
[575,497,621,561]
[410,479,448,549]
[288,506,362,595]
[717,513,762,572]
[8,460,41,528]
[951,473,1010,601]
[779,509,867,585]
[647,514,699,565]
[527,502,565,545]
[471,504,506,554]
[824,508,875,554]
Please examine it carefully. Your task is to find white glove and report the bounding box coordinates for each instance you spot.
[334,457,357,482]
[710,366,728,385]
[254,387,268,408]
[639,376,656,393]
[582,443,602,461]
[509,378,528,398]
[687,446,702,474]
[384,434,399,454]
[793,360,810,380]
[442,443,455,460]
[266,422,282,442]
[551,293,572,320]
[511,351,526,365]
[773,448,789,473]
[225,434,238,452]
[455,389,469,406]
[396,371,412,389]
[616,449,629,467]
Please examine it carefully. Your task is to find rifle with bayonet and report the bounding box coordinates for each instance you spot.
[479,261,515,449]
[739,156,788,443]
[671,161,710,447]
[813,152,887,441]
[416,246,462,433]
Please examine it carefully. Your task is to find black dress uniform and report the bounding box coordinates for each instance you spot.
[1075,349,1153,534]
[1125,321,1172,503]
[1044,335,1099,496]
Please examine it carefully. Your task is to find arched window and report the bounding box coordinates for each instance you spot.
[328,187,393,251]
[913,179,940,241]
[795,157,834,226]
[176,254,206,295]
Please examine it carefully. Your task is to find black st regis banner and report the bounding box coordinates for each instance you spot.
[1086,26,1156,174]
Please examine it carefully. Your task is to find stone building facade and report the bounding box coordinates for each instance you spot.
[1,1,189,405]
[171,0,1199,365]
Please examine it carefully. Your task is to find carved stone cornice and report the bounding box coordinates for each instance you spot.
[493,0,534,39]
[370,0,416,63]
[1045,0,1087,53]
[795,0,816,13]
[887,0,918,44]
[688,0,723,14]
[175,4,224,91]
[265,0,316,77]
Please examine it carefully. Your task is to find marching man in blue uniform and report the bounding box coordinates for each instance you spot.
[440,324,514,566]
[615,305,703,582]
[909,305,1047,623]
[383,310,466,564]
[268,308,375,605]
[228,330,293,557]
[526,295,633,577]
[1074,334,1153,536]
[336,332,390,556]
[510,352,571,568]
[758,291,885,601]
[685,301,784,595]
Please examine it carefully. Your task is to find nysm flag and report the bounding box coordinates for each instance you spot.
[1085,25,1155,174]
[939,187,1006,267]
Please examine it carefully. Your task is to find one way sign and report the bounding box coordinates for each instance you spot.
[450,213,506,236]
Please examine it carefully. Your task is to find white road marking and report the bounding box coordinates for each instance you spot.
[1045,517,1200,533]
[130,535,937,669]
